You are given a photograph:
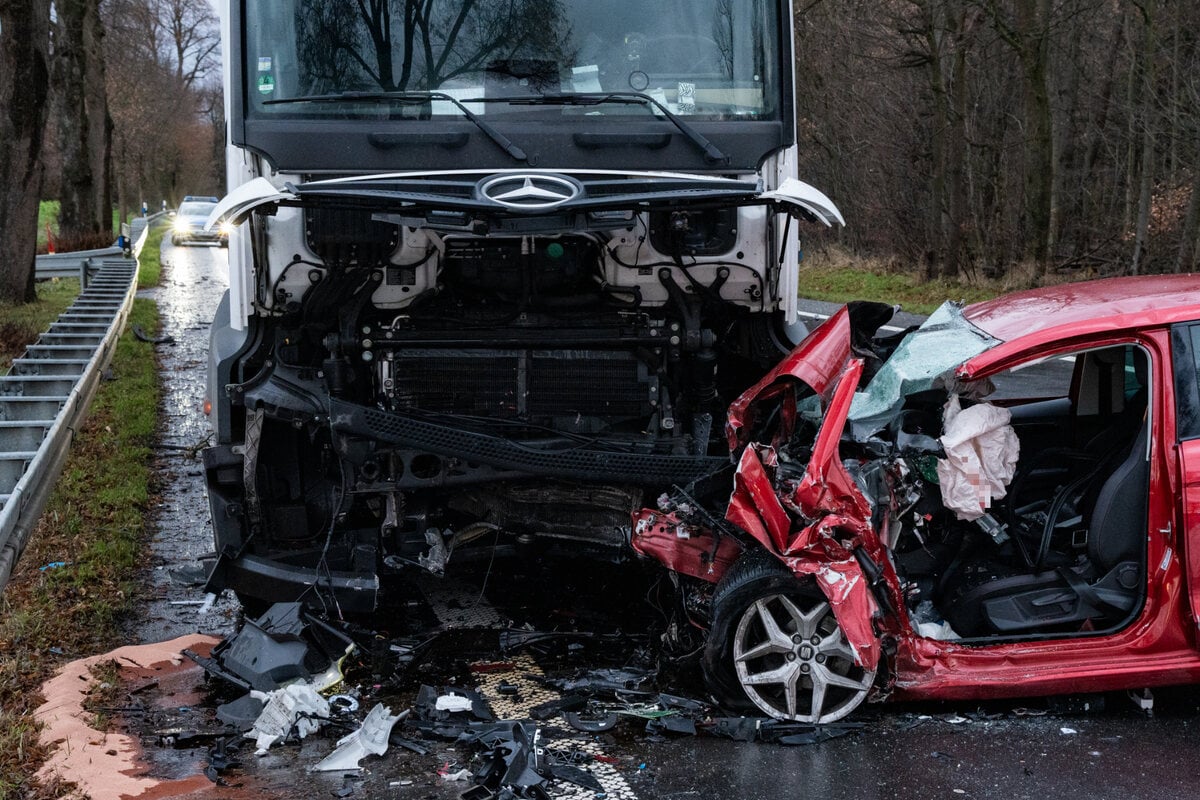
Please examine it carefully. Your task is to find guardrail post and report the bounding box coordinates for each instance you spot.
[79,258,89,290]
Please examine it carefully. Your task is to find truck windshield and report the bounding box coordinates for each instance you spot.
[244,0,781,121]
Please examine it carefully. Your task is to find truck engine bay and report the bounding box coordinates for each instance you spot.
[202,174,834,611]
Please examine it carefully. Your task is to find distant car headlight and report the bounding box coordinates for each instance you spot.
[218,220,235,237]
[173,218,190,233]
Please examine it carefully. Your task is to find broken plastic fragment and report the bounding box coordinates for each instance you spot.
[435,694,474,713]
[313,704,405,772]
[246,683,330,754]
[308,644,355,692]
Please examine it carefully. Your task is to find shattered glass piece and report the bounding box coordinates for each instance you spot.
[313,704,405,772]
[848,303,997,436]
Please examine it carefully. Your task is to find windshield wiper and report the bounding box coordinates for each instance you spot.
[478,92,729,165]
[264,91,527,162]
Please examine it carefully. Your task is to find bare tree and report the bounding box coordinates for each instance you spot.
[103,0,222,215]
[158,0,219,88]
[297,0,572,92]
[51,0,113,238]
[0,0,52,303]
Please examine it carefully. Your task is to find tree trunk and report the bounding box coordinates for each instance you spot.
[53,0,111,239]
[945,2,971,278]
[0,0,52,304]
[1174,170,1200,274]
[921,0,950,280]
[1078,8,1123,249]
[1129,1,1156,276]
[1015,0,1054,276]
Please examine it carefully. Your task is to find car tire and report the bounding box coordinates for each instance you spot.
[703,549,875,722]
[171,234,181,246]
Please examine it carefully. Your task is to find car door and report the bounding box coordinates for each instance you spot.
[1170,322,1200,624]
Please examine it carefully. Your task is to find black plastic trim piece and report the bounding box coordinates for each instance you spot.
[328,397,726,485]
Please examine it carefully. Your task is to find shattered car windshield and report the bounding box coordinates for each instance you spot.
[245,0,780,120]
[847,302,998,434]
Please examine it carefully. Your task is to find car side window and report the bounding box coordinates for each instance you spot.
[1171,323,1200,441]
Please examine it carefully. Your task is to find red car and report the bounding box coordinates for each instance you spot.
[633,275,1200,723]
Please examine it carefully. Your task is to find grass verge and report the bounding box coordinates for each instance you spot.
[0,280,80,373]
[0,298,161,799]
[799,260,999,316]
[137,221,169,289]
[35,202,59,250]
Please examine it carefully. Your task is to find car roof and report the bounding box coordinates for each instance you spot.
[962,274,1200,343]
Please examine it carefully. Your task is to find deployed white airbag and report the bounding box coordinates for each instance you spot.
[936,395,1020,521]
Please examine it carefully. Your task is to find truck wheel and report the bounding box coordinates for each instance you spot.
[703,550,875,722]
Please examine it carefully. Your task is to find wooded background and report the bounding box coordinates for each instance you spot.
[1,0,1197,302]
[794,0,1200,280]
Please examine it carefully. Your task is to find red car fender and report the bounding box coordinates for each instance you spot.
[630,509,745,584]
[781,536,882,671]
[726,445,792,553]
[726,307,854,451]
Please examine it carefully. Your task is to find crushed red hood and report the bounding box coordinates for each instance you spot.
[726,306,855,451]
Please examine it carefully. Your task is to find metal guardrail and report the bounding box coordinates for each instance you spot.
[0,217,157,589]
[33,212,165,284]
[34,248,124,284]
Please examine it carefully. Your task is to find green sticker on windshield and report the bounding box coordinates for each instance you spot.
[257,74,275,95]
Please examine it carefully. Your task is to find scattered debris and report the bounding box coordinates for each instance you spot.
[314,705,406,772]
[436,695,475,713]
[193,602,354,692]
[1128,688,1154,714]
[133,324,175,344]
[1048,694,1105,715]
[204,736,243,785]
[215,693,264,728]
[247,682,330,754]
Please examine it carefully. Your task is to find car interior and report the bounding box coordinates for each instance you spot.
[887,343,1151,641]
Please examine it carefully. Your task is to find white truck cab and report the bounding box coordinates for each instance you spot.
[203,0,842,611]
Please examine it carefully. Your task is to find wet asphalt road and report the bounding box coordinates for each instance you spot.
[121,243,1200,800]
[127,238,239,645]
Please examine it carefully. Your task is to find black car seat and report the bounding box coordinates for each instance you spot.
[1004,349,1148,568]
[944,416,1148,637]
